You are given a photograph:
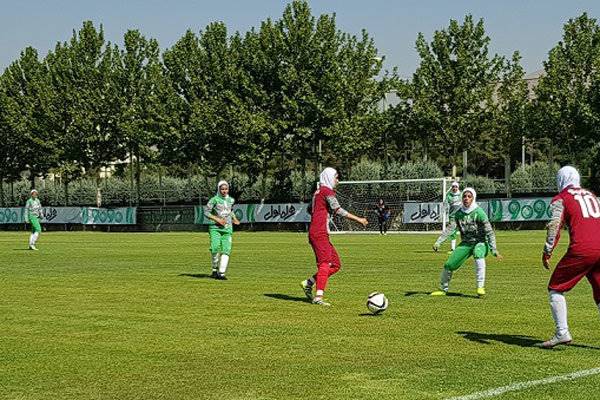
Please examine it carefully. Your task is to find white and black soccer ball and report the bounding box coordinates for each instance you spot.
[366,292,388,314]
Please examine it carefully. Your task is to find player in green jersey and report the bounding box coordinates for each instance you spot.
[431,187,502,297]
[25,189,42,250]
[445,181,462,252]
[204,180,240,280]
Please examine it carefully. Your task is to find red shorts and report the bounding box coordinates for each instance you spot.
[549,250,600,303]
[309,235,341,268]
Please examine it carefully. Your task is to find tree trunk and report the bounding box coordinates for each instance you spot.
[64,178,70,206]
[129,150,134,207]
[0,178,4,207]
[301,157,307,202]
[504,154,511,198]
[135,146,141,206]
[260,159,269,202]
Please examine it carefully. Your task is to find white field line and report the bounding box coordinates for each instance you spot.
[444,367,600,400]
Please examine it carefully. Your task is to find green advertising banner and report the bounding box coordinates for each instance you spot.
[403,197,559,223]
[0,207,136,224]
[487,198,553,222]
[195,203,310,224]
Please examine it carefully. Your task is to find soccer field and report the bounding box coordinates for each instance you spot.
[1,231,599,400]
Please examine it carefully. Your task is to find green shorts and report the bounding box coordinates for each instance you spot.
[443,242,489,271]
[209,227,233,256]
[29,216,42,234]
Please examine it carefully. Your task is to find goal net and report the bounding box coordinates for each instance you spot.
[331,178,453,233]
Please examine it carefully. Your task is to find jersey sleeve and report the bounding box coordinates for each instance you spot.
[326,195,348,217]
[544,197,565,255]
[479,211,498,255]
[25,199,32,220]
[204,197,216,217]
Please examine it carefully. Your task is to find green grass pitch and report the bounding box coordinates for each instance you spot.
[1,231,599,399]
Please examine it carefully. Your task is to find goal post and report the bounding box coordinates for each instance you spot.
[330,177,453,233]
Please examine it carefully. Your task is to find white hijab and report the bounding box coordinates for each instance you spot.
[556,166,580,192]
[461,187,478,214]
[319,167,338,190]
[216,180,229,197]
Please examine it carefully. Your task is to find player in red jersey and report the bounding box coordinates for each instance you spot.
[540,166,600,348]
[301,167,368,306]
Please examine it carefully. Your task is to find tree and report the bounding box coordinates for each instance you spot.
[1,47,58,188]
[162,23,264,180]
[115,29,167,202]
[410,15,504,174]
[489,52,529,184]
[0,72,25,204]
[532,13,600,166]
[46,21,124,191]
[240,0,391,190]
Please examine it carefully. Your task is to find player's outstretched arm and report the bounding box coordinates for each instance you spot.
[345,212,368,227]
[206,214,226,226]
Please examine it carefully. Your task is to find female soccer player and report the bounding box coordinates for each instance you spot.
[431,187,502,296]
[204,180,240,280]
[25,189,42,250]
[540,166,600,348]
[375,198,390,235]
[301,167,369,306]
[445,181,462,252]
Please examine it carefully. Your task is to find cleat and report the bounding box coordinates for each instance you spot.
[210,270,218,279]
[300,280,313,300]
[430,290,447,296]
[539,331,572,348]
[29,245,38,251]
[447,250,453,254]
[477,287,486,297]
[312,297,331,306]
[215,274,228,280]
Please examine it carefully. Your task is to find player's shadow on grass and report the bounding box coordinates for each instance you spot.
[178,273,213,279]
[457,331,600,350]
[264,293,311,303]
[404,291,479,299]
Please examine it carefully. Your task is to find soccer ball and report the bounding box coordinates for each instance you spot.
[366,292,388,314]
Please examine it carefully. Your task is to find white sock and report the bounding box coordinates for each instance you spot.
[549,290,569,335]
[29,234,35,246]
[316,289,324,297]
[440,269,453,292]
[474,258,486,289]
[219,254,229,275]
[451,239,456,250]
[211,253,220,272]
[33,232,39,244]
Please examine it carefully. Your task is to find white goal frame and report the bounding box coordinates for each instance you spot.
[330,177,453,234]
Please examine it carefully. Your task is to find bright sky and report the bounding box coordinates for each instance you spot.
[2,0,600,77]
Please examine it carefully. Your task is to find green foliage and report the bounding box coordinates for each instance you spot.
[4,7,600,195]
[348,159,382,181]
[410,15,504,169]
[387,160,443,180]
[509,162,558,193]
[532,13,600,164]
[461,175,498,194]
